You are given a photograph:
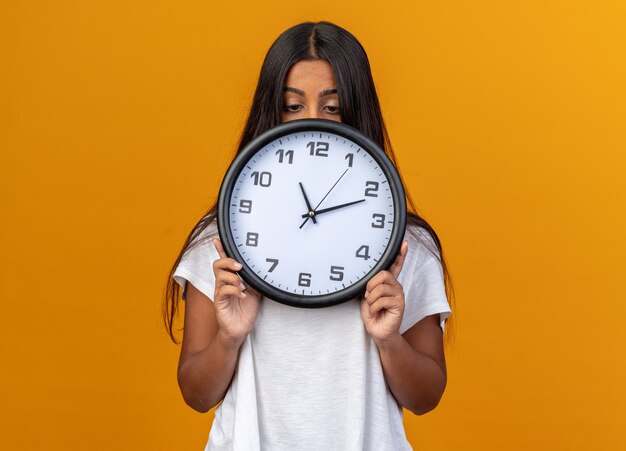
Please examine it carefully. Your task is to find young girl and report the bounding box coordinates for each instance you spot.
[164,21,453,450]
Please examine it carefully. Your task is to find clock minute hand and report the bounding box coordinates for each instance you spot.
[299,167,350,229]
[301,199,366,218]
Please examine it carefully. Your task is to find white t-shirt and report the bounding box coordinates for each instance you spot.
[174,223,451,451]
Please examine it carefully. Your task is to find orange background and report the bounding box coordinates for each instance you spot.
[2,1,625,449]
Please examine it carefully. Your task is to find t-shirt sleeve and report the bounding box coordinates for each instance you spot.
[397,229,452,334]
[173,224,220,301]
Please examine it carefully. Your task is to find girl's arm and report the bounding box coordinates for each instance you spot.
[360,241,447,415]
[177,240,260,413]
[376,315,446,415]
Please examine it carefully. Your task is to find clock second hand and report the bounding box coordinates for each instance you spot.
[299,167,349,229]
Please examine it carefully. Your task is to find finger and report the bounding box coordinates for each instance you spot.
[365,270,399,295]
[365,284,402,305]
[389,240,408,279]
[215,284,247,302]
[369,296,403,317]
[245,284,261,299]
[212,238,228,259]
[212,255,243,273]
[215,270,246,291]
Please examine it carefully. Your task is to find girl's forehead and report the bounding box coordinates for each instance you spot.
[284,60,337,88]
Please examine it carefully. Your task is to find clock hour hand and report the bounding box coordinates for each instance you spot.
[299,182,317,224]
[301,199,366,218]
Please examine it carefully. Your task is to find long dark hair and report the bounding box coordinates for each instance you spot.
[163,21,455,344]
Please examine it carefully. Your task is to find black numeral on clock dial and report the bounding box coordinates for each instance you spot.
[276,149,294,164]
[298,272,312,287]
[364,181,379,197]
[345,153,354,167]
[246,232,259,247]
[371,213,385,228]
[355,245,371,260]
[330,265,344,281]
[266,258,279,272]
[251,171,272,187]
[239,199,252,214]
[307,141,329,157]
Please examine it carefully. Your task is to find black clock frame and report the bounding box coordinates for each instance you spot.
[217,119,407,308]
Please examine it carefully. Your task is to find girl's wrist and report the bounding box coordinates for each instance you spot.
[216,328,246,351]
[374,332,404,353]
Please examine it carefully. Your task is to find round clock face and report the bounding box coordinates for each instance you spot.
[218,119,406,308]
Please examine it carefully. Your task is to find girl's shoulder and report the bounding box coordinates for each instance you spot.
[404,225,441,262]
[186,218,219,251]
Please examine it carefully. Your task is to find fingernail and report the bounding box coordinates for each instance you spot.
[234,262,242,270]
[240,283,246,291]
[364,291,369,299]
[239,291,247,299]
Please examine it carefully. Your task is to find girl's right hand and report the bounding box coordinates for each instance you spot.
[211,238,260,347]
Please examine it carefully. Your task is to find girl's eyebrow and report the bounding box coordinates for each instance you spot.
[284,87,305,96]
[284,87,338,97]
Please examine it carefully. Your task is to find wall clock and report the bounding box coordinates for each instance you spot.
[217,119,406,308]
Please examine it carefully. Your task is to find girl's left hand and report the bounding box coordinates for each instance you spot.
[360,240,408,345]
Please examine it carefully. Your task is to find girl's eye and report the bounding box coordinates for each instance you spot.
[283,104,303,113]
[323,105,340,114]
